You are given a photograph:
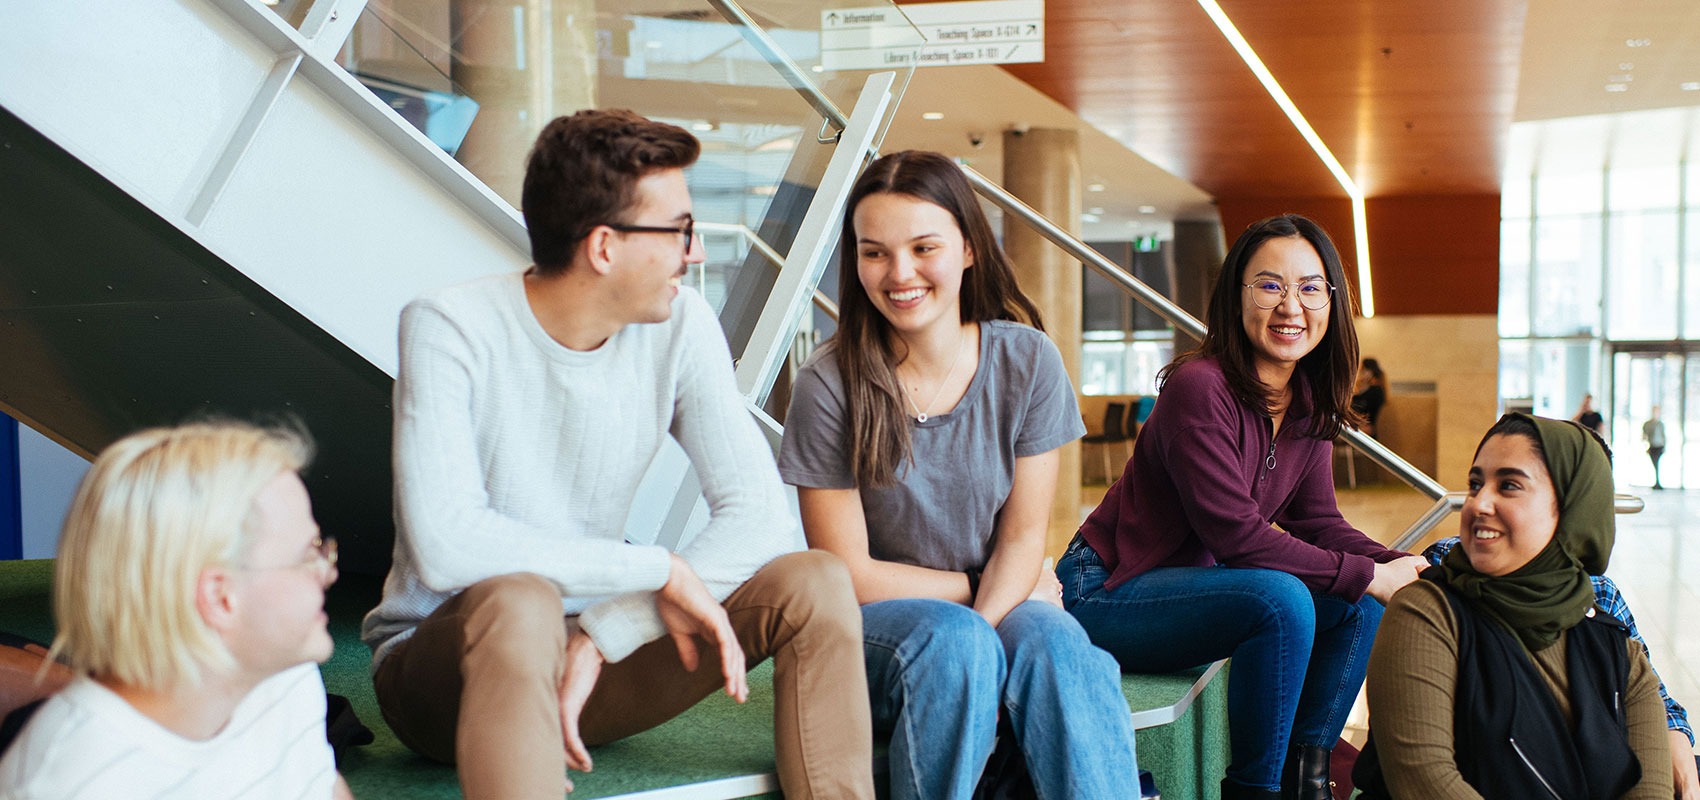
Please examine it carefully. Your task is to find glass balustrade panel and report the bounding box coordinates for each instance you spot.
[325,0,919,359]
[261,0,317,31]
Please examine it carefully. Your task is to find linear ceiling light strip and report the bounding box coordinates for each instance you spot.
[1196,0,1376,317]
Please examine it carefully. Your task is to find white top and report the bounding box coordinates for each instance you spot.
[0,664,335,800]
[362,273,795,664]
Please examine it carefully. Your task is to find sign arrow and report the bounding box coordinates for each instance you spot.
[1026,23,1037,34]
[827,11,839,24]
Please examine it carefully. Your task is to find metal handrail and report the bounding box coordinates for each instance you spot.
[1390,492,1645,553]
[962,165,1206,342]
[958,164,1450,501]
[703,0,1448,504]
[704,0,850,140]
[697,222,840,320]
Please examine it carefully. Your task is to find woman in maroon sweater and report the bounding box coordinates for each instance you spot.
[1057,215,1429,800]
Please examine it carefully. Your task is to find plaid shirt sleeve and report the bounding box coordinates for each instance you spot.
[1593,574,1694,746]
[1425,538,1693,745]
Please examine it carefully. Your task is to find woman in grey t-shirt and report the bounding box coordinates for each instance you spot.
[778,151,1140,800]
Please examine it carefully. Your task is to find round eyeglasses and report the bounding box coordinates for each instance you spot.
[606,217,696,258]
[1243,279,1333,310]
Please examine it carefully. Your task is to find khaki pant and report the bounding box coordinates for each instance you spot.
[373,550,874,800]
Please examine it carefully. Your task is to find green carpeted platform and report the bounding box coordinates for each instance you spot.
[1,560,1230,800]
[0,560,54,649]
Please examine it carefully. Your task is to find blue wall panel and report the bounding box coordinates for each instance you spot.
[0,416,21,560]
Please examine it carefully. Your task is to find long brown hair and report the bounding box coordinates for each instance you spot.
[831,151,1043,487]
[1159,214,1363,440]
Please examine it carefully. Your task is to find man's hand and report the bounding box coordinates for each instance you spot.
[1366,555,1427,604]
[657,554,747,703]
[1672,730,1698,799]
[559,630,605,781]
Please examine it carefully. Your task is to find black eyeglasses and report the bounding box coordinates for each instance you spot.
[606,218,696,257]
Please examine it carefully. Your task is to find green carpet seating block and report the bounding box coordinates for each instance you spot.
[0,560,55,647]
[0,560,1230,800]
[1126,662,1232,800]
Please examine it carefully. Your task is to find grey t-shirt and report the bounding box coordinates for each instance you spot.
[778,320,1085,571]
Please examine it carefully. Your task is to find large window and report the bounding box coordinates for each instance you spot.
[1499,217,1531,337]
[1529,216,1602,337]
[1503,150,1700,486]
[1605,210,1679,340]
[1080,241,1175,396]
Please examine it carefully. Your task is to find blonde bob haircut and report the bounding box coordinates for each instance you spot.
[47,420,313,690]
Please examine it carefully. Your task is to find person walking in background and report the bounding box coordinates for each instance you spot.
[1575,393,1606,438]
[1644,405,1667,490]
[1351,358,1387,437]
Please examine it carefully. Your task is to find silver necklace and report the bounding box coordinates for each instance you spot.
[902,328,968,423]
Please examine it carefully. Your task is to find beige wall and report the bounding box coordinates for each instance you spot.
[1356,315,1499,491]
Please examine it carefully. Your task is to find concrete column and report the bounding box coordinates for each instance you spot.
[452,0,597,207]
[1171,219,1225,354]
[1003,128,1082,557]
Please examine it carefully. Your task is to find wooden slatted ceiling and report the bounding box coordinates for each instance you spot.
[999,0,1527,200]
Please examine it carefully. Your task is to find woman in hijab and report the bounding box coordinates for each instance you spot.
[1356,413,1670,799]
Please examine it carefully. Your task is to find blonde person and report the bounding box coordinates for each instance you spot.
[0,421,350,799]
[1356,414,1671,798]
[778,151,1140,799]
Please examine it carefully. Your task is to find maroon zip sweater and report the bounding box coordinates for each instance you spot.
[1080,357,1408,601]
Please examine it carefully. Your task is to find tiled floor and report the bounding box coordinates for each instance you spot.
[1075,477,1700,758]
[1605,488,1700,716]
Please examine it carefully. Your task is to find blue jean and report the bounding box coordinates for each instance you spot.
[1057,534,1382,791]
[862,598,1140,800]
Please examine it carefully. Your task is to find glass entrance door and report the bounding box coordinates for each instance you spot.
[1609,350,1684,489]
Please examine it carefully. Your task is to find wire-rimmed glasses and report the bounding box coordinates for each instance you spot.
[1242,278,1333,310]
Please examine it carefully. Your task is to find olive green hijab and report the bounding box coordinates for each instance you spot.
[1439,413,1615,651]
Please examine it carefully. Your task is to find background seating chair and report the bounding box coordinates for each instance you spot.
[1082,402,1130,484]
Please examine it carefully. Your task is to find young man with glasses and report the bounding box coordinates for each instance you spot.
[0,421,350,799]
[363,108,873,799]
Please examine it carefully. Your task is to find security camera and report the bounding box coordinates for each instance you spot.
[1008,121,1031,135]
[968,131,986,149]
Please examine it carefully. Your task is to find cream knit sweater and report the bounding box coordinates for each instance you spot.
[362,273,795,665]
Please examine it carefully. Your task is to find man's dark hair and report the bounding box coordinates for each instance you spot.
[521,109,700,275]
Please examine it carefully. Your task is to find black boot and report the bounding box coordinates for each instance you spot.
[1282,744,1332,800]
[1221,777,1282,800]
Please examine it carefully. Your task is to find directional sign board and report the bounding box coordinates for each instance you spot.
[821,0,1044,71]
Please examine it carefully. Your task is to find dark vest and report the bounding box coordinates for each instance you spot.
[1356,571,1641,799]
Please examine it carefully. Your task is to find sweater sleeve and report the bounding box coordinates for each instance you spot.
[1625,641,1675,799]
[580,295,797,659]
[393,299,673,601]
[1365,580,1484,799]
[1277,442,1401,561]
[1157,372,1375,598]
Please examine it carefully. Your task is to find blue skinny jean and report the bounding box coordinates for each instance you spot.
[861,597,1140,800]
[1057,534,1382,792]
